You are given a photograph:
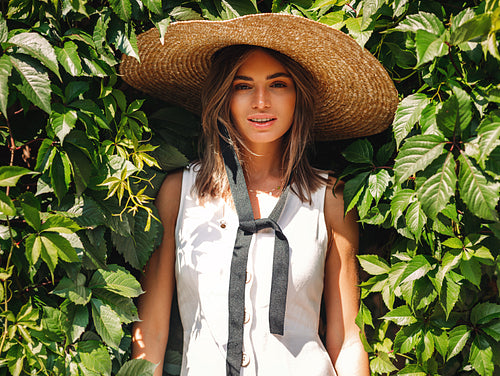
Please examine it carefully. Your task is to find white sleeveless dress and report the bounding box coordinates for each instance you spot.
[175,165,336,375]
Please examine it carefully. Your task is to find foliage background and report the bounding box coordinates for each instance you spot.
[0,0,499,375]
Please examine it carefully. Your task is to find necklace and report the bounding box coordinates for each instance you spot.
[247,182,284,194]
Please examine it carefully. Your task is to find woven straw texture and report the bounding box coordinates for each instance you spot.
[120,13,398,140]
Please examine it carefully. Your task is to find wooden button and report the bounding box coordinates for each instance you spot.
[219,220,226,228]
[244,310,250,324]
[241,352,250,367]
[245,271,252,284]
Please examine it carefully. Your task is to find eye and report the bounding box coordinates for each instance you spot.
[233,83,252,91]
[271,81,287,88]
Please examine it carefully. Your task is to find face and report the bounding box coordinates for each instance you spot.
[229,49,296,151]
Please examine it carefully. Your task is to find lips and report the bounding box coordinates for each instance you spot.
[247,114,277,127]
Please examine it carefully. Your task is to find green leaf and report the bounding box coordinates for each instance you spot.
[469,335,494,376]
[0,54,12,119]
[0,14,7,43]
[399,255,433,285]
[447,325,471,360]
[91,298,123,349]
[41,214,81,233]
[460,257,481,287]
[357,255,391,275]
[436,87,472,139]
[368,169,391,203]
[394,11,445,35]
[150,144,189,172]
[432,329,449,359]
[382,305,417,326]
[77,340,112,375]
[450,13,491,45]
[415,29,447,67]
[0,166,36,187]
[92,289,138,323]
[109,0,131,21]
[471,303,500,325]
[398,364,426,376]
[369,352,397,374]
[50,107,78,143]
[0,190,16,216]
[55,41,82,76]
[458,153,499,221]
[362,0,384,27]
[392,93,429,148]
[50,150,71,203]
[441,273,461,319]
[405,201,426,240]
[89,264,143,298]
[342,139,373,164]
[482,321,500,341]
[142,0,162,14]
[477,122,500,167]
[116,359,157,376]
[109,20,139,61]
[38,234,58,273]
[417,152,457,218]
[53,275,91,305]
[345,16,372,48]
[9,32,60,79]
[390,188,415,217]
[9,54,52,114]
[394,134,446,183]
[42,232,80,263]
[66,304,88,342]
[343,171,370,214]
[394,323,422,353]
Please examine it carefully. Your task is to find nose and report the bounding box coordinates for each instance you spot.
[252,86,270,109]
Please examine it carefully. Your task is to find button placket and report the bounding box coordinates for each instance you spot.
[241,352,250,367]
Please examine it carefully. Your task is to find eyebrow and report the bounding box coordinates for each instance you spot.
[234,72,292,81]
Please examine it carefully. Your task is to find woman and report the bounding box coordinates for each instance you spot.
[120,13,398,376]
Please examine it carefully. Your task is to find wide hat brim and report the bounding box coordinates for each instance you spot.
[120,13,398,140]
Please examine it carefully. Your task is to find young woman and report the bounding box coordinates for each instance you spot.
[120,13,398,376]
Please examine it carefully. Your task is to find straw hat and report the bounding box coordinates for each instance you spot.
[120,13,398,140]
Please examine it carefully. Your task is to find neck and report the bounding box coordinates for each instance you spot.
[241,141,284,185]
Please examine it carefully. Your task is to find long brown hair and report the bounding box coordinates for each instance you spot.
[195,45,327,202]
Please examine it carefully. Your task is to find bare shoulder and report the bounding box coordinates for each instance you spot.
[324,176,358,247]
[155,169,183,227]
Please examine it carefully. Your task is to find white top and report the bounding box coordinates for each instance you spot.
[175,165,336,375]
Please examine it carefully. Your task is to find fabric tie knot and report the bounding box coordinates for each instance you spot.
[219,125,291,376]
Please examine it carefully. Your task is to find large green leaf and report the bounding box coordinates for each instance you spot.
[447,325,470,360]
[394,11,445,35]
[50,150,71,203]
[0,166,37,187]
[0,54,12,119]
[92,289,138,323]
[436,87,472,139]
[9,54,52,114]
[398,255,433,285]
[55,41,82,76]
[41,214,81,233]
[392,93,429,148]
[91,298,123,349]
[469,336,494,376]
[369,352,397,374]
[362,0,384,27]
[415,29,447,67]
[109,0,131,21]
[109,20,139,61]
[89,264,143,298]
[77,340,112,375]
[368,169,391,203]
[394,134,446,183]
[417,152,457,218]
[390,188,415,218]
[42,232,80,263]
[0,13,7,43]
[357,255,391,275]
[450,13,491,45]
[50,106,78,143]
[440,273,462,319]
[342,139,373,164]
[53,275,91,305]
[405,201,426,240]
[0,190,16,216]
[142,0,162,14]
[116,359,157,376]
[9,32,60,79]
[471,303,500,325]
[458,153,499,221]
[482,321,500,341]
[477,122,500,168]
[343,171,370,213]
[382,305,417,326]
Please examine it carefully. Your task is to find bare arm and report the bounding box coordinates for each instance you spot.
[323,178,370,376]
[132,170,182,376]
